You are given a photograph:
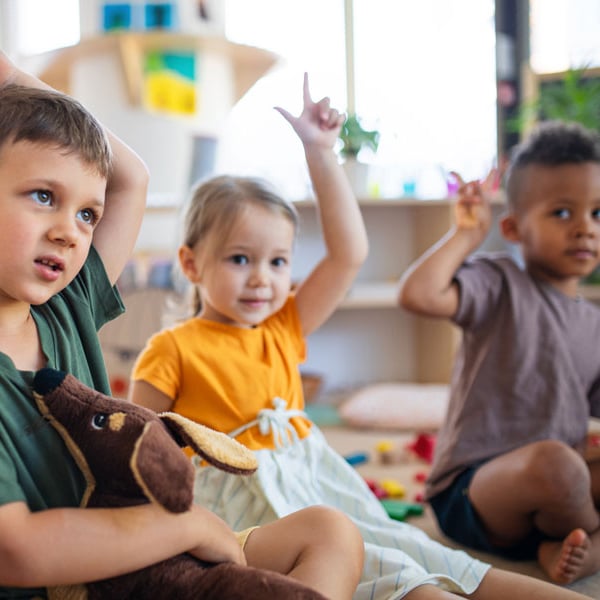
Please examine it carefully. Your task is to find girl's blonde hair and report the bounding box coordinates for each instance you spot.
[176,174,299,317]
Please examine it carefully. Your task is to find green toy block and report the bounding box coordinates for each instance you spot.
[381,499,424,521]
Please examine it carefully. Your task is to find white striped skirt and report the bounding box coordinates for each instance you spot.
[193,425,489,599]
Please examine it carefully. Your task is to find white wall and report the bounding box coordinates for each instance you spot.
[68,48,233,203]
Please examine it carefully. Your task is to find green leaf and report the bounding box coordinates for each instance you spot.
[512,65,600,134]
[338,114,380,158]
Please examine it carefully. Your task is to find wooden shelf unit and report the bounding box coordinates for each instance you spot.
[38,31,278,105]
[292,197,501,391]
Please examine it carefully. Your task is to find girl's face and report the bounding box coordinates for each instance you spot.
[180,202,295,327]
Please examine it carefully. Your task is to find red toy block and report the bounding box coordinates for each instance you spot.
[405,433,436,464]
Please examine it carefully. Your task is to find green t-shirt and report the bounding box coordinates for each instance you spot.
[0,246,124,599]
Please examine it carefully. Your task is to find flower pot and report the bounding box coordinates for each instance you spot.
[342,158,370,198]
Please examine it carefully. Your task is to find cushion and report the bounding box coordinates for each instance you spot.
[338,383,449,431]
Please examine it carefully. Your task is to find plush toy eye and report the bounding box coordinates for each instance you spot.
[91,413,109,430]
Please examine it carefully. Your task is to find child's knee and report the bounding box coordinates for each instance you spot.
[305,506,364,562]
[527,440,590,498]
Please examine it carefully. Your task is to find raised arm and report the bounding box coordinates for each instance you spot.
[397,170,497,318]
[0,500,244,588]
[87,130,149,285]
[0,50,149,285]
[275,74,368,336]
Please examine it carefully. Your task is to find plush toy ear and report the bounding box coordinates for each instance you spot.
[159,412,258,475]
[131,421,195,513]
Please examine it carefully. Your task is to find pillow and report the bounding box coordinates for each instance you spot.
[338,383,449,431]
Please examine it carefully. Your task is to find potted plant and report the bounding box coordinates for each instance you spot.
[338,114,381,159]
[509,65,600,135]
[337,114,380,197]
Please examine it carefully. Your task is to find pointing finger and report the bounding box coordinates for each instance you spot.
[449,171,465,187]
[303,72,312,107]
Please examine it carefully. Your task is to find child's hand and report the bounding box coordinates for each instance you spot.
[0,50,51,92]
[274,72,344,150]
[451,168,498,234]
[0,51,17,86]
[187,505,247,566]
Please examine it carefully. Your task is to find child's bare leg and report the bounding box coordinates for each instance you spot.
[587,456,600,505]
[539,457,600,583]
[401,568,591,600]
[404,585,461,599]
[464,567,591,600]
[468,440,600,582]
[243,505,364,600]
[470,440,599,541]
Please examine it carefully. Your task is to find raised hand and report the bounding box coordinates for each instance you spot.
[0,49,53,92]
[451,168,498,237]
[0,51,18,87]
[274,72,345,150]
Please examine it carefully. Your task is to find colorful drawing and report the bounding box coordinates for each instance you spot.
[144,2,177,30]
[143,50,197,116]
[102,3,133,32]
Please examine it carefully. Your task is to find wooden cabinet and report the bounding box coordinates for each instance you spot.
[296,195,600,397]
[293,198,507,395]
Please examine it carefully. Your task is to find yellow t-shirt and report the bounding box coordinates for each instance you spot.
[132,297,312,450]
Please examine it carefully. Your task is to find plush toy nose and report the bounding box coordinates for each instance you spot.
[33,368,68,395]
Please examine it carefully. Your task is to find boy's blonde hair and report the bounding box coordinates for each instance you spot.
[178,174,299,316]
[0,84,112,178]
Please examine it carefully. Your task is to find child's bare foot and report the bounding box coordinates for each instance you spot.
[538,528,596,584]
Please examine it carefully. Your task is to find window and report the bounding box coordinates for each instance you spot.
[353,0,497,195]
[220,0,346,199]
[221,0,497,200]
[530,0,600,73]
[14,0,80,56]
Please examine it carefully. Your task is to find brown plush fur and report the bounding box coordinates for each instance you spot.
[32,368,326,600]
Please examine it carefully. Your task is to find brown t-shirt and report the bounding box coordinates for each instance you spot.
[426,253,600,499]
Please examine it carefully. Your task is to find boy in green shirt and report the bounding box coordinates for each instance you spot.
[0,52,363,599]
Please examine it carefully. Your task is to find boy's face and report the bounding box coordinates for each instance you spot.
[0,139,106,308]
[180,202,294,327]
[504,162,600,295]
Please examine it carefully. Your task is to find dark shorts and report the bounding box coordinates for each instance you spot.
[429,464,545,561]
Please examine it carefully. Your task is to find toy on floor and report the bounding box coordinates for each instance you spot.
[375,433,437,465]
[375,439,399,464]
[414,470,428,483]
[344,451,369,466]
[405,432,436,464]
[32,368,326,600]
[381,499,424,521]
[379,478,406,498]
[365,477,387,499]
[366,475,425,506]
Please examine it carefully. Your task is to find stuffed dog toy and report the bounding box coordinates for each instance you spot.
[32,368,326,600]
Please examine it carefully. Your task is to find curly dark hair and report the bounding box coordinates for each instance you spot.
[505,120,600,210]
